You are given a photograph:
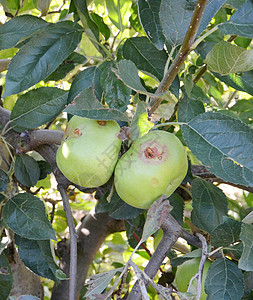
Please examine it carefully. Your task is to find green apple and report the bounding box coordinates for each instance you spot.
[175,257,211,300]
[56,116,122,188]
[114,130,188,209]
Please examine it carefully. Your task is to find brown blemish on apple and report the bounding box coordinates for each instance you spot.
[144,147,155,159]
[97,120,106,126]
[73,128,82,136]
[144,146,165,160]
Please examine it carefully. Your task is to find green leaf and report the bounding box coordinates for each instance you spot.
[235,37,252,49]
[68,66,101,104]
[130,98,153,141]
[90,12,110,41]
[243,271,253,294]
[214,71,253,96]
[36,0,52,16]
[220,0,253,38]
[45,52,87,82]
[0,194,5,203]
[0,169,9,192]
[0,253,13,300]
[160,0,226,46]
[2,0,19,10]
[159,0,193,46]
[190,85,210,103]
[37,160,52,181]
[230,99,253,125]
[197,0,227,32]
[105,0,132,32]
[205,41,253,75]
[0,15,48,50]
[239,223,253,271]
[159,0,226,47]
[169,193,184,225]
[52,209,67,233]
[191,178,228,233]
[10,87,68,130]
[64,87,129,122]
[226,0,247,9]
[224,243,243,261]
[129,1,144,34]
[73,0,99,42]
[95,190,119,214]
[3,21,83,97]
[171,249,207,267]
[100,62,131,112]
[113,59,146,94]
[210,217,242,247]
[14,154,40,187]
[109,202,143,220]
[177,93,205,123]
[182,112,253,187]
[123,36,168,81]
[2,193,56,240]
[205,258,244,300]
[138,0,165,50]
[15,234,65,281]
[125,214,146,248]
[85,268,123,299]
[96,187,143,219]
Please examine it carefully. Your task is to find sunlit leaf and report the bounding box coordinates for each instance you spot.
[205,41,253,75]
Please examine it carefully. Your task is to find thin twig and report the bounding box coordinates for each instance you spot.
[195,233,208,300]
[224,90,237,108]
[127,214,182,300]
[191,25,219,49]
[129,261,150,300]
[193,64,207,84]
[149,0,209,116]
[58,185,78,300]
[163,45,177,77]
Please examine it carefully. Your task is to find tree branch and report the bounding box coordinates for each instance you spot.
[191,165,253,194]
[149,0,209,116]
[127,214,182,300]
[17,129,63,154]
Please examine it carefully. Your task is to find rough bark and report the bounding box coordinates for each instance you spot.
[8,243,44,299]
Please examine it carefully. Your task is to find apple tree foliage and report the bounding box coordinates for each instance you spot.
[0,0,253,299]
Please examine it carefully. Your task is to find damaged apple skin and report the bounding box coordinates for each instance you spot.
[114,130,188,209]
[56,116,122,188]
